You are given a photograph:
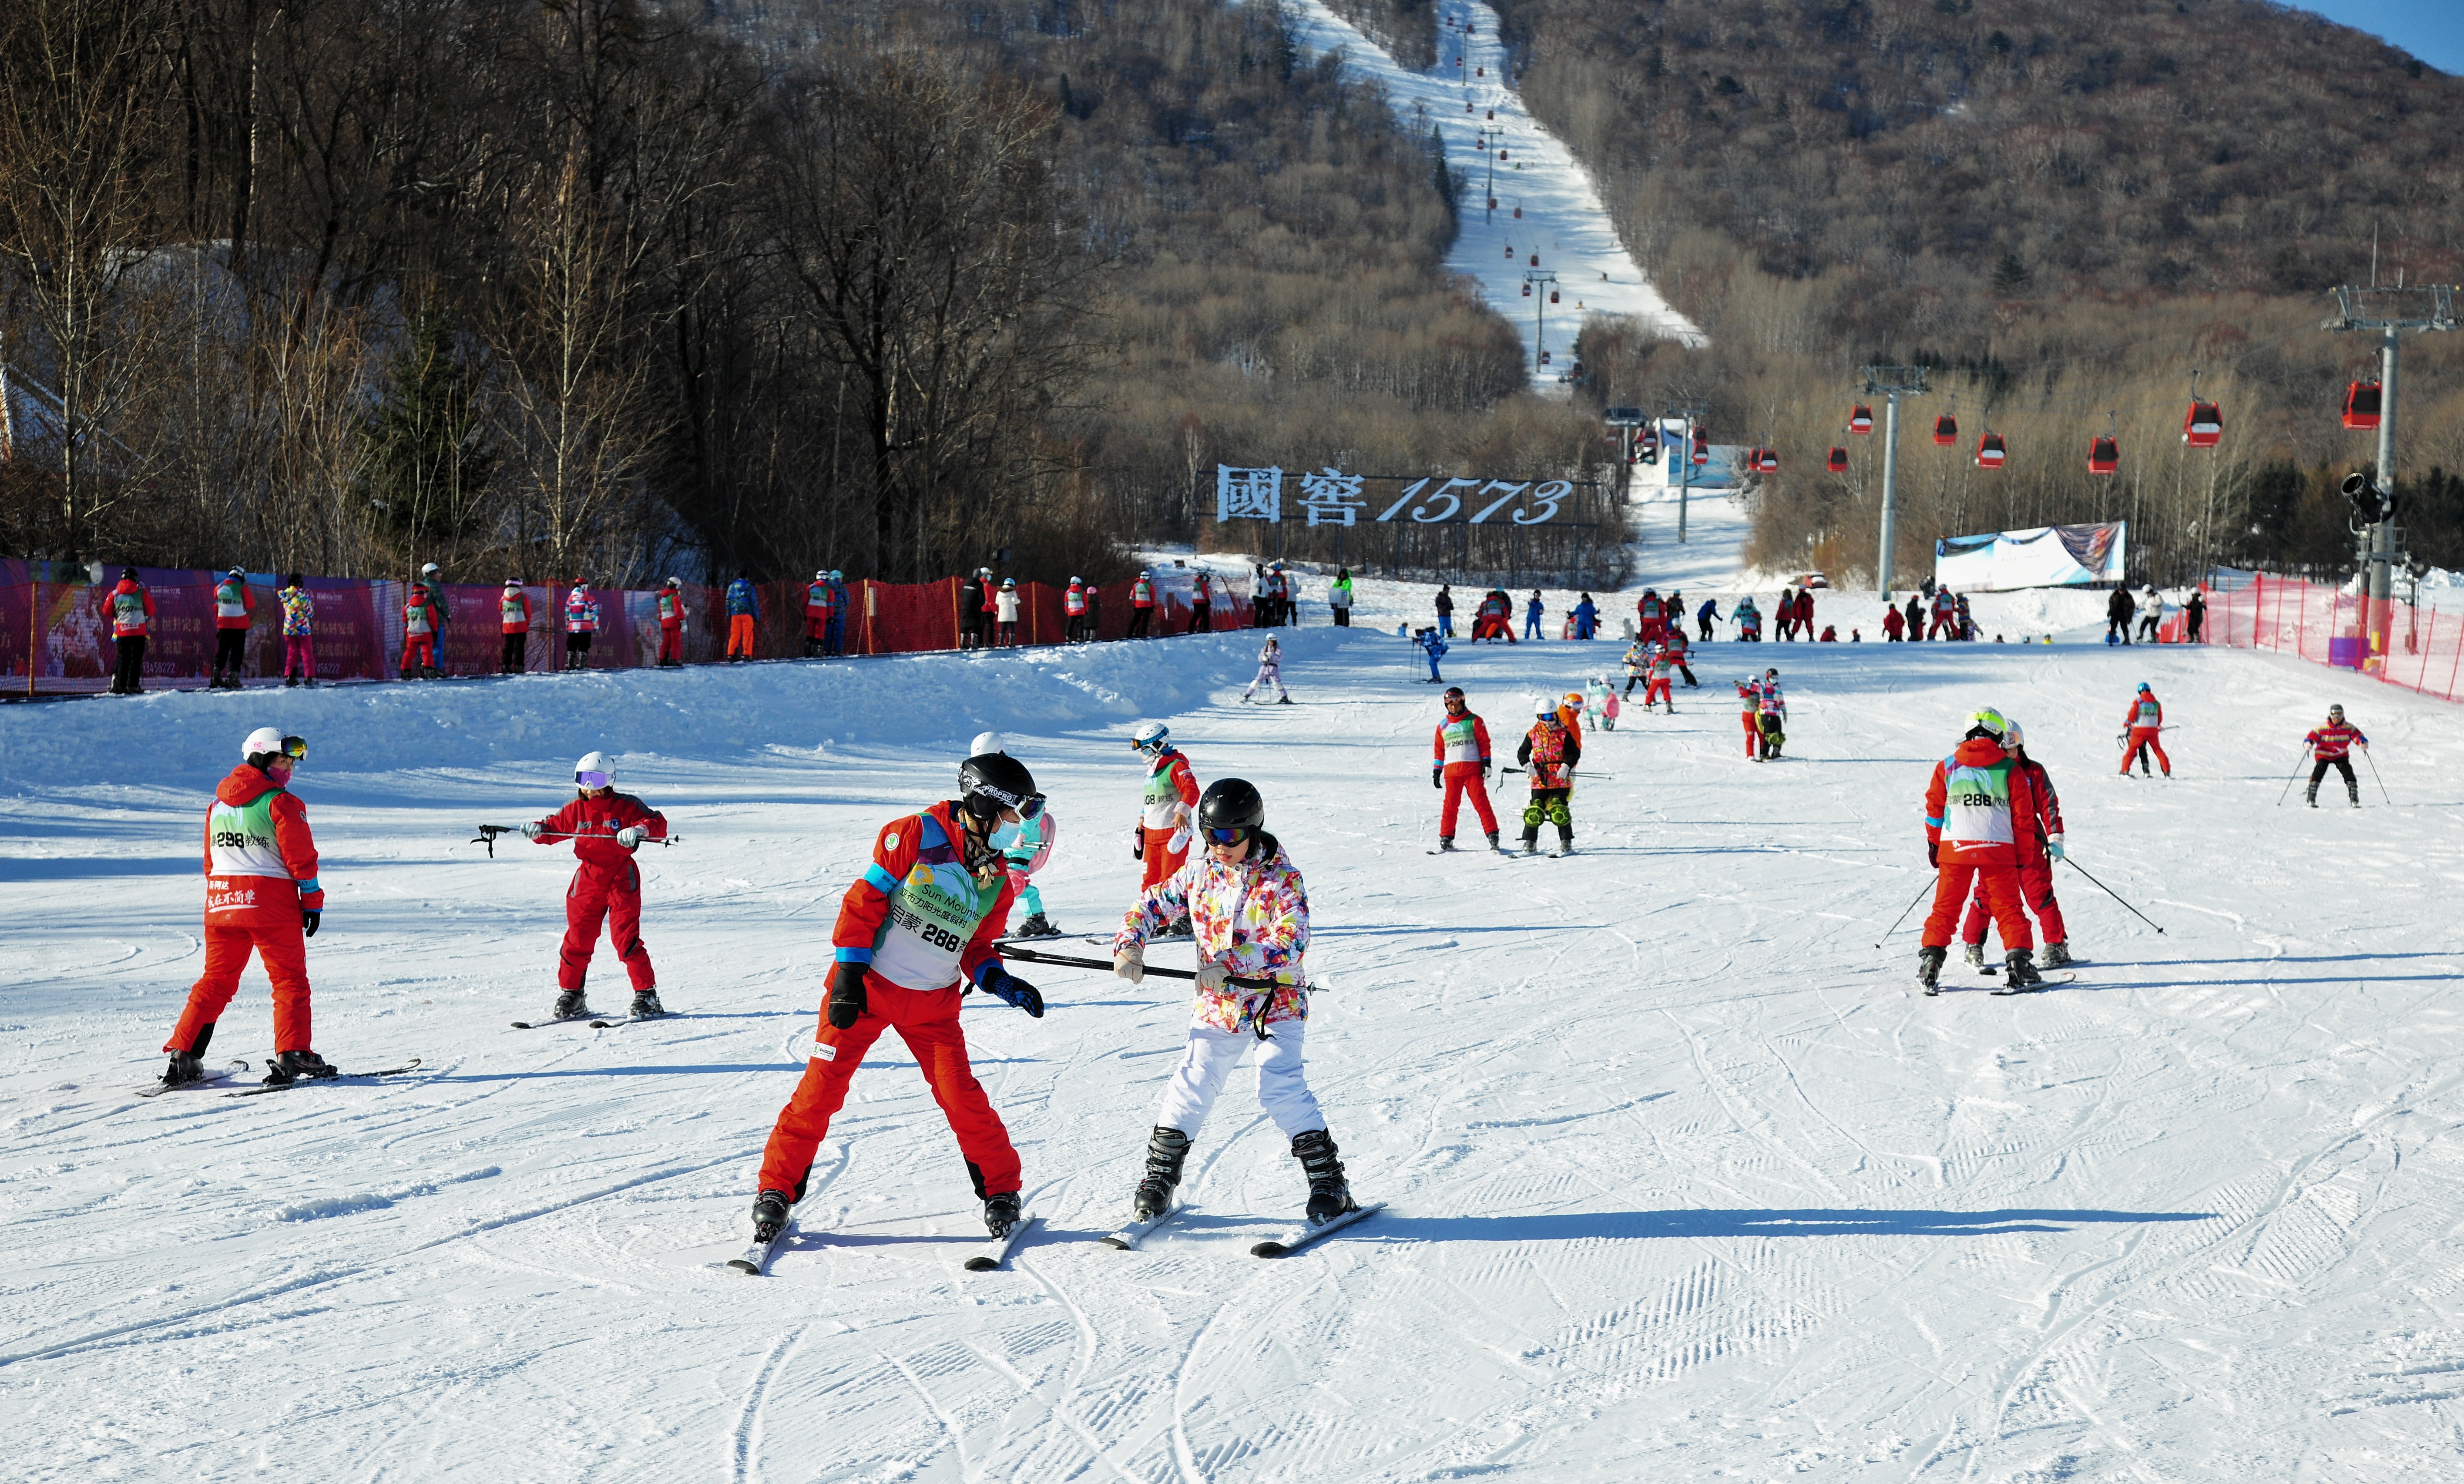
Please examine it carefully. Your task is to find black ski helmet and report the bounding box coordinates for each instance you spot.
[958,752,1041,823]
[1196,777,1265,833]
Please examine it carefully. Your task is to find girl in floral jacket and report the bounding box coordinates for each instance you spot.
[1112,778,1357,1226]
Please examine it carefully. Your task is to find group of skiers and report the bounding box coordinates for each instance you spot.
[1881,586,1974,642]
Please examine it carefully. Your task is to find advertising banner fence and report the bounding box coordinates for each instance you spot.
[1934,522,2127,591]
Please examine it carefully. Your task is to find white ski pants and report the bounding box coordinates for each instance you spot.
[1153,1020,1323,1140]
[1242,662,1286,701]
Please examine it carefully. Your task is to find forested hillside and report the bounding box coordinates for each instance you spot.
[0,0,1600,585]
[1490,0,2464,581]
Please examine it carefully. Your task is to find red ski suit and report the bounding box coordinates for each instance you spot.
[2120,693,2169,776]
[165,765,326,1054]
[533,792,668,994]
[1138,749,1200,890]
[1962,755,2067,947]
[1921,737,2046,950]
[1433,712,1498,836]
[758,800,1022,1199]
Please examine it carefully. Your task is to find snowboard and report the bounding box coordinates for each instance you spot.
[135,1059,253,1098]
[1251,1202,1385,1258]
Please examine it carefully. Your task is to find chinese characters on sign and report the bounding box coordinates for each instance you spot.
[1214,466,1577,525]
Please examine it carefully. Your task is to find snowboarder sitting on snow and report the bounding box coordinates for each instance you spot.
[1957,716,2072,969]
[2303,704,2368,807]
[1112,778,1355,1226]
[1917,708,2049,993]
[1516,695,1581,856]
[749,752,1048,1252]
[522,752,671,1021]
[1245,635,1292,702]
[158,727,333,1088]
[1433,687,1501,851]
[1416,626,1448,683]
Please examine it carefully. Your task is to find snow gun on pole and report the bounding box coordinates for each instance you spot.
[2059,857,2165,934]
[470,824,684,858]
[1873,876,1935,949]
[2275,743,2313,807]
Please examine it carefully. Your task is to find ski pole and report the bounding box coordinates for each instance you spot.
[2274,743,2313,807]
[1873,876,1936,949]
[2059,856,2166,934]
[471,824,682,858]
[994,943,1282,991]
[2363,746,2392,805]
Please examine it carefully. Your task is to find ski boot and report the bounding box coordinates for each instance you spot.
[1916,945,1947,996]
[1521,833,1542,856]
[629,989,666,1019]
[983,1191,1024,1238]
[1962,942,1986,970]
[2041,940,2072,967]
[551,988,588,1021]
[1133,1126,1191,1219]
[1485,831,1503,853]
[1292,1129,1357,1224]
[161,1049,206,1088]
[1434,836,1458,853]
[1552,830,1574,858]
[263,1049,338,1086]
[284,675,299,689]
[750,1189,791,1244]
[2304,783,2318,807]
[1276,695,1292,705]
[2003,949,2045,991]
[1013,913,1061,938]
[2348,782,2361,808]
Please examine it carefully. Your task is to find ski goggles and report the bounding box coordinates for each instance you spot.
[969,782,1046,821]
[1204,825,1253,846]
[274,735,308,761]
[575,768,612,789]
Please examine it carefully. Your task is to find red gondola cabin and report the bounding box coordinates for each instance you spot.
[2183,401,2223,448]
[1753,449,1780,473]
[1826,446,1849,473]
[2088,434,2121,475]
[1974,432,2007,470]
[1932,413,1958,446]
[1690,430,1710,466]
[1849,405,1874,435]
[2343,381,2383,430]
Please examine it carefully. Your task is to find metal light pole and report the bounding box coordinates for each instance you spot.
[1862,366,1929,597]
[2325,285,2455,662]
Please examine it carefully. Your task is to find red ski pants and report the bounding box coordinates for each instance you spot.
[1928,614,1957,638]
[400,635,434,672]
[284,635,315,678]
[658,622,683,663]
[1963,859,2066,947]
[167,921,312,1053]
[805,612,830,640]
[2121,728,2169,775]
[758,980,1021,1199]
[1923,862,2032,950]
[1440,764,1498,837]
[560,863,655,993]
[1141,826,1189,891]
[1741,711,1762,756]
[1645,678,1672,706]
[728,613,757,657]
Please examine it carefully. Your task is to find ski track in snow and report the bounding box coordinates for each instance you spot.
[7,542,2464,1479]
[1282,0,1703,386]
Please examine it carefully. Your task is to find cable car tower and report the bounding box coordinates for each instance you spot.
[1860,365,1930,596]
[2323,283,2457,666]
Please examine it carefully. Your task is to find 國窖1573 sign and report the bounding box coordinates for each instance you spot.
[1216,466,1578,526]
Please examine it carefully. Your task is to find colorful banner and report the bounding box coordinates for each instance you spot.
[1934,522,2126,592]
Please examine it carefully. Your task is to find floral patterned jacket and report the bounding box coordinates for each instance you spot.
[1115,838,1310,1031]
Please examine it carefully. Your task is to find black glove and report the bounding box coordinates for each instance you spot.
[1131,830,1145,861]
[979,965,1044,1019]
[1926,841,1938,869]
[302,910,321,937]
[826,962,868,1030]
[1431,766,1442,789]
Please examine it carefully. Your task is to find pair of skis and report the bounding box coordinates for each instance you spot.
[509,1007,675,1030]
[725,1213,1042,1276]
[137,1058,423,1098]
[1104,1200,1385,1259]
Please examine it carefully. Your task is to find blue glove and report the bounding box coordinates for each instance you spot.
[977,964,1044,1018]
[2046,836,2066,860]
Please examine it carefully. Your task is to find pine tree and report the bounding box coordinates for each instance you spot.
[359,300,495,562]
[1990,251,2034,296]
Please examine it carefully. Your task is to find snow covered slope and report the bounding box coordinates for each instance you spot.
[1283,0,1702,384]
[5,622,2463,1481]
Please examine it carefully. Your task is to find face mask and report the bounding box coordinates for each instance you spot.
[988,818,1024,851]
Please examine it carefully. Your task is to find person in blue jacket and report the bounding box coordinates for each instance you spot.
[1571,593,1599,640]
[1697,597,1722,641]
[1416,626,1449,683]
[824,570,848,655]
[1524,590,1545,641]
[726,574,762,661]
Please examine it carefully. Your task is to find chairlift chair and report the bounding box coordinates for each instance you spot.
[1932,413,1958,446]
[2343,381,2383,430]
[1826,445,1849,473]
[1849,404,1873,435]
[1488,198,1498,210]
[1528,253,1539,266]
[1974,431,2007,470]
[1512,205,1521,218]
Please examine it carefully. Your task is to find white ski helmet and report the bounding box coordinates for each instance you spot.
[574,751,615,789]
[504,577,521,588]
[242,725,287,760]
[1531,695,1553,717]
[421,562,440,576]
[1131,720,1170,754]
[970,731,1006,757]
[815,570,828,581]
[2002,718,2024,748]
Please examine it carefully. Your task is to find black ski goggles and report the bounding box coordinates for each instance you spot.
[1204,825,1254,846]
[275,735,308,761]
[966,784,1045,821]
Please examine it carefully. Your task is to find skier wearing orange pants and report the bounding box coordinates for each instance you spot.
[2119,683,2169,776]
[748,755,1049,1248]
[1736,677,1764,756]
[1916,708,2049,992]
[1431,687,1499,850]
[1959,718,2071,967]
[159,727,334,1087]
[1130,720,1200,891]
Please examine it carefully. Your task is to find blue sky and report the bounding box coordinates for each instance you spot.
[2296,2,2464,73]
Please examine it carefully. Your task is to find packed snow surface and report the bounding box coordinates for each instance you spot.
[1282,0,1703,383]
[6,591,2464,1481]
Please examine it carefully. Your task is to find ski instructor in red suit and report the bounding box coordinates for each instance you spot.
[523,751,670,1021]
[1915,708,2049,993]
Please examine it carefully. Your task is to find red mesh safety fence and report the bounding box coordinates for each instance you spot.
[2198,572,2462,703]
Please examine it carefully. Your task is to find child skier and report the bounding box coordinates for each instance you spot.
[1917,708,2048,993]
[1583,675,1613,732]
[1244,636,1291,702]
[1516,695,1581,856]
[1111,778,1357,1228]
[1957,717,2072,968]
[564,584,599,670]
[1757,668,1789,758]
[1643,645,1677,713]
[1417,626,1449,683]
[1736,675,1764,758]
[1621,638,1650,695]
[401,580,442,678]
[747,752,1049,1251]
[520,752,671,1021]
[2119,683,2170,777]
[1735,596,1763,641]
[2303,703,2368,806]
[1432,687,1501,852]
[279,575,315,687]
[500,578,532,674]
[972,732,1064,936]
[1130,721,1201,893]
